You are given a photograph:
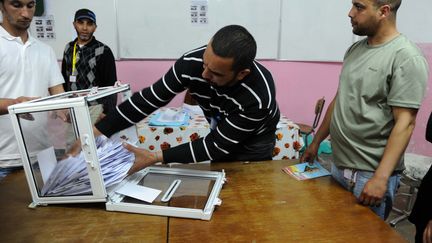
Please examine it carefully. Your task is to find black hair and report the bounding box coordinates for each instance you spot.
[375,0,402,13]
[211,25,257,72]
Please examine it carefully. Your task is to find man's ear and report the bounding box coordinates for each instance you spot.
[379,4,391,18]
[236,69,251,81]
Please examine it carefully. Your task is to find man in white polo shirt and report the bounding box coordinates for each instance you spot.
[0,0,65,173]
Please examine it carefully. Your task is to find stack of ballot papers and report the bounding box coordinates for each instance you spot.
[149,108,190,126]
[41,136,134,196]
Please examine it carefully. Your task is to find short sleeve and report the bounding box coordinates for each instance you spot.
[387,55,429,109]
[48,47,65,88]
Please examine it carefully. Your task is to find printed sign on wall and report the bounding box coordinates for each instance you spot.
[30,15,56,40]
[191,0,208,25]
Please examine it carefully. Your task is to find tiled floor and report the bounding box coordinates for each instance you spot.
[319,153,416,242]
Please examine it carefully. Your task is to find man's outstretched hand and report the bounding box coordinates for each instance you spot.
[123,143,160,175]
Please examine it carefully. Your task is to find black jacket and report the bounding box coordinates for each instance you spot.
[61,37,117,114]
[409,111,432,229]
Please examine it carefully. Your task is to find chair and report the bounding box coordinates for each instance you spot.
[389,171,421,227]
[390,153,431,227]
[297,97,325,149]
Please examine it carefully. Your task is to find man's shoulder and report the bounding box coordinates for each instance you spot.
[89,38,112,50]
[393,35,425,58]
[182,45,206,58]
[246,60,273,87]
[252,60,271,75]
[345,38,367,55]
[63,40,75,51]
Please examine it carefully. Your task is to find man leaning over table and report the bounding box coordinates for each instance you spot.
[301,0,428,220]
[90,25,280,174]
[90,25,280,173]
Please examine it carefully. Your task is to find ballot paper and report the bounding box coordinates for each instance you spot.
[41,136,134,196]
[36,146,58,184]
[116,183,161,203]
[149,108,190,126]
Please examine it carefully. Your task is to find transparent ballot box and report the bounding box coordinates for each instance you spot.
[8,85,225,220]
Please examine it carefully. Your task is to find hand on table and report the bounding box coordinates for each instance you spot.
[300,142,319,165]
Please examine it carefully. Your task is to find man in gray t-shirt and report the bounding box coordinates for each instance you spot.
[302,0,428,220]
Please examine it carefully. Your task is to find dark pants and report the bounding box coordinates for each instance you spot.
[214,131,276,162]
[409,166,432,243]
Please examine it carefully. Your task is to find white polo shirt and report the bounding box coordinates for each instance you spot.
[0,25,64,167]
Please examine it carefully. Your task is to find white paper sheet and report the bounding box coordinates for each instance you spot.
[116,183,161,203]
[36,146,58,183]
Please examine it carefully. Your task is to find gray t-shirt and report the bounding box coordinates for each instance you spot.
[330,34,429,172]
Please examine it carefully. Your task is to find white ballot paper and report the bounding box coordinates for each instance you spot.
[36,146,58,184]
[41,136,134,196]
[116,183,161,203]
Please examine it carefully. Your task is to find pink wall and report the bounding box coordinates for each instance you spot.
[116,44,432,157]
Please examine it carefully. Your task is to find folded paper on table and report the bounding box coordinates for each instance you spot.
[116,182,161,203]
[282,161,330,180]
[149,108,190,126]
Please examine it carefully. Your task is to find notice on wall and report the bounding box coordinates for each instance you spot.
[30,15,56,40]
[191,0,208,25]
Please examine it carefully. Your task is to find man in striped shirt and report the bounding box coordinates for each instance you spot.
[94,25,280,174]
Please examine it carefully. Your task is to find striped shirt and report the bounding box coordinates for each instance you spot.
[96,45,280,163]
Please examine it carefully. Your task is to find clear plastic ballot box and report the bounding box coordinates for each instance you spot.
[7,85,225,220]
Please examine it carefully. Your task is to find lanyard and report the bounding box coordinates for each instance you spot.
[72,42,78,75]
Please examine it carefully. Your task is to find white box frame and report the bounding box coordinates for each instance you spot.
[7,84,225,220]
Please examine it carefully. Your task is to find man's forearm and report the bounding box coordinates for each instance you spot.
[374,107,417,180]
[49,84,65,95]
[0,98,15,115]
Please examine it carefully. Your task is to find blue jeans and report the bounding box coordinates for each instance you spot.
[331,163,400,220]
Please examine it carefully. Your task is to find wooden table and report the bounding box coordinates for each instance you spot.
[0,160,405,242]
[169,160,406,242]
[0,169,167,242]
